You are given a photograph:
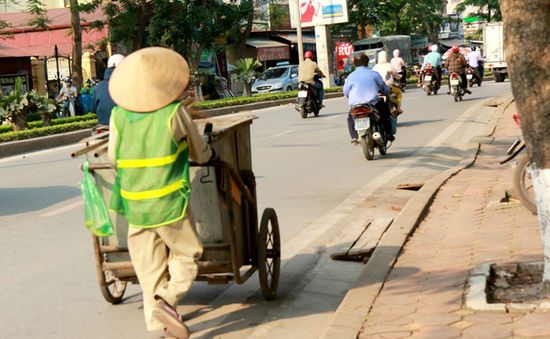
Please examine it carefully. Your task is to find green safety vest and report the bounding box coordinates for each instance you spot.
[110,102,190,228]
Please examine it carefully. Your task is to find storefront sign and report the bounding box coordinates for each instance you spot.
[0,73,29,94]
[257,46,290,61]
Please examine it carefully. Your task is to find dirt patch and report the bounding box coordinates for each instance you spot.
[487,262,550,303]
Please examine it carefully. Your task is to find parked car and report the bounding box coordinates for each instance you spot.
[252,65,299,94]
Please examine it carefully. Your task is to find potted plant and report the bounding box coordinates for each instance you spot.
[28,90,58,127]
[231,58,261,97]
[0,78,29,131]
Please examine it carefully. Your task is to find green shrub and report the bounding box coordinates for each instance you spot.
[192,87,344,110]
[0,120,97,143]
[0,113,96,134]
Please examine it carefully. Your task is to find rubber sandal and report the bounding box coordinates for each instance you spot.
[152,302,190,339]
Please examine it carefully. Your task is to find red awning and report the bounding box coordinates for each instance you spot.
[246,38,290,61]
[0,44,32,58]
[0,28,107,57]
[0,7,107,58]
[0,7,105,33]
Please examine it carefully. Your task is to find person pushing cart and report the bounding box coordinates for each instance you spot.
[107,47,215,338]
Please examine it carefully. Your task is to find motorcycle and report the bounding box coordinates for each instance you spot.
[296,82,319,119]
[421,64,438,96]
[449,72,465,102]
[396,66,407,92]
[467,67,482,88]
[500,113,536,214]
[351,102,392,161]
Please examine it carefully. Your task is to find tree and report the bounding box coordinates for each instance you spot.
[231,58,261,97]
[337,0,446,42]
[456,0,502,22]
[500,0,550,292]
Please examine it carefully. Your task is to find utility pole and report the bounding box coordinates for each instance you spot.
[293,0,304,63]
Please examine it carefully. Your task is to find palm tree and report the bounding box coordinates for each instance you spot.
[231,58,261,97]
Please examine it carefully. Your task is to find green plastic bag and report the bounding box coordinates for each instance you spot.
[81,161,113,237]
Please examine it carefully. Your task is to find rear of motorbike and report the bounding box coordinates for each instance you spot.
[352,104,386,161]
[449,73,463,102]
[296,82,319,119]
[422,67,436,96]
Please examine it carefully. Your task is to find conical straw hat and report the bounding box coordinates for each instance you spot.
[109,47,189,112]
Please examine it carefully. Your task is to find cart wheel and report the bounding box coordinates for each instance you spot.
[100,269,128,304]
[93,235,127,304]
[258,208,281,301]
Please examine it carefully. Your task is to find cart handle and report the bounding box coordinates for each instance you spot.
[189,160,255,203]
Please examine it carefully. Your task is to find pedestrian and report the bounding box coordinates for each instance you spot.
[446,45,471,95]
[373,50,403,114]
[91,54,125,126]
[343,52,394,144]
[107,47,215,339]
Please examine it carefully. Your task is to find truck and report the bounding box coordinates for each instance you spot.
[353,35,413,66]
[483,22,508,82]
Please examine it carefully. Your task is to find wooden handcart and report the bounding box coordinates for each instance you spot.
[73,114,281,304]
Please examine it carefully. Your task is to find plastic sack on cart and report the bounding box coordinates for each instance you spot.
[81,160,113,237]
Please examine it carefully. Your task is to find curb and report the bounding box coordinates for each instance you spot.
[0,129,92,158]
[321,94,515,339]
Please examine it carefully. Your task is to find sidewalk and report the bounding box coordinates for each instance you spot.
[359,102,547,338]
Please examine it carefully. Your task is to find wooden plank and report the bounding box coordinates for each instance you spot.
[331,218,393,261]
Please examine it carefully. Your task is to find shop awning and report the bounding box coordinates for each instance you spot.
[246,37,290,61]
[0,45,32,58]
[273,33,316,45]
[0,7,107,58]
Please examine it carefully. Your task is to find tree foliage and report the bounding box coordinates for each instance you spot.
[335,0,447,42]
[25,0,50,30]
[456,0,502,22]
[104,0,254,71]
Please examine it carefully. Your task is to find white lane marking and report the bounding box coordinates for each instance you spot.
[187,97,496,335]
[269,129,295,138]
[40,199,83,217]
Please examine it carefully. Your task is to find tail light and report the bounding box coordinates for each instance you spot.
[451,74,459,79]
[425,69,432,74]
[351,105,372,117]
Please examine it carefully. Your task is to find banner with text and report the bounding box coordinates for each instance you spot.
[335,42,353,71]
[289,0,348,28]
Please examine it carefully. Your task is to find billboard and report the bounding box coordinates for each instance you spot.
[335,42,353,71]
[289,0,348,28]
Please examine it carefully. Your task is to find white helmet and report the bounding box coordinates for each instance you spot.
[107,54,125,68]
[430,45,438,52]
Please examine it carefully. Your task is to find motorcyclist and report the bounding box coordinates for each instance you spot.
[343,52,394,144]
[421,45,442,91]
[373,50,403,114]
[91,54,125,126]
[390,49,407,88]
[446,45,471,95]
[467,46,484,82]
[298,51,325,108]
[56,77,77,117]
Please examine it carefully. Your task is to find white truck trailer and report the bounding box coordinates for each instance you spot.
[483,22,508,82]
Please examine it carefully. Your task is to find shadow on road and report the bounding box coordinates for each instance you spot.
[397,119,445,128]
[178,245,418,338]
[0,185,80,216]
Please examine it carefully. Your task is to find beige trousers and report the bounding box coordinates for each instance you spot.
[127,215,203,332]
